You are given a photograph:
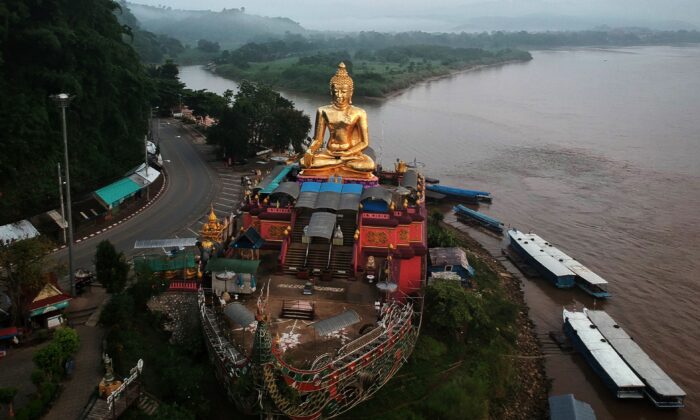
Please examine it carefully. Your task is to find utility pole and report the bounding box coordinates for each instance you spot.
[57,163,67,244]
[51,93,75,297]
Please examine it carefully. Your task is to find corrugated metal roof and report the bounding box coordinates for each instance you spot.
[564,310,644,389]
[585,309,685,398]
[528,234,608,285]
[315,191,341,210]
[319,182,343,193]
[224,302,255,326]
[401,169,418,189]
[549,394,596,420]
[95,178,142,207]
[307,212,336,239]
[300,182,322,193]
[260,165,294,194]
[429,247,468,267]
[271,182,300,200]
[232,227,265,249]
[360,186,393,204]
[339,194,361,211]
[206,258,260,274]
[311,309,360,336]
[296,191,318,209]
[128,173,149,188]
[135,164,161,184]
[509,230,574,278]
[341,183,363,195]
[46,210,68,229]
[134,238,198,249]
[0,220,40,243]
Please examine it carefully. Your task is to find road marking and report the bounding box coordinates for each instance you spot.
[218,197,235,202]
[222,186,240,191]
[187,228,199,236]
[220,191,238,197]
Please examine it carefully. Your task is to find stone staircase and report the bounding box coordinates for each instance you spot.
[284,243,353,279]
[137,392,160,416]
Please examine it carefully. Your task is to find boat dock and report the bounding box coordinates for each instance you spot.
[508,229,576,288]
[453,204,503,233]
[585,309,686,408]
[563,309,645,399]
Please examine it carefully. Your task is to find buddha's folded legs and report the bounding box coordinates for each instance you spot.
[309,151,375,172]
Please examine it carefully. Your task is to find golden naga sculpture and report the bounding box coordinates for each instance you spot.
[300,62,375,179]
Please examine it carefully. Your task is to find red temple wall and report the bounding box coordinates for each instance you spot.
[260,220,290,242]
[398,257,422,295]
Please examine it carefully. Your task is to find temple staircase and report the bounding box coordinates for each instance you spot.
[283,244,353,279]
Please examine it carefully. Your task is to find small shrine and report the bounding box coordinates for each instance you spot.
[200,205,229,249]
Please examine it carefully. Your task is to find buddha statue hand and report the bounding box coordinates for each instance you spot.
[303,150,315,167]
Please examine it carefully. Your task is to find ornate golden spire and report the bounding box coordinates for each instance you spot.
[330,62,353,90]
[208,204,217,223]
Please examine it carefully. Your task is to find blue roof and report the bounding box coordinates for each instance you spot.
[260,165,294,194]
[319,182,343,193]
[95,178,142,207]
[549,395,596,420]
[341,183,363,195]
[300,182,322,193]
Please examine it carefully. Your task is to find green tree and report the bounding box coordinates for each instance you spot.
[424,281,486,340]
[0,237,53,325]
[94,240,129,293]
[0,0,152,224]
[0,387,18,419]
[207,81,310,155]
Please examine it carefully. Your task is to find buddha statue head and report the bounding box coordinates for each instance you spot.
[330,62,353,109]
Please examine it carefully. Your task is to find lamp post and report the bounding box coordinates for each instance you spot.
[51,93,76,297]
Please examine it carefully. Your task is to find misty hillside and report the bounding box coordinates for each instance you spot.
[126,2,308,47]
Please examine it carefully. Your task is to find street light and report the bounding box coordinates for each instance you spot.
[51,93,76,297]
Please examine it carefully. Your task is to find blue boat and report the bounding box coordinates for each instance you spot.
[508,229,575,288]
[563,309,645,399]
[426,184,491,202]
[453,205,503,233]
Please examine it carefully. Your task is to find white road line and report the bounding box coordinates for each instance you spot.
[218,197,235,202]
[220,191,238,197]
[187,228,199,236]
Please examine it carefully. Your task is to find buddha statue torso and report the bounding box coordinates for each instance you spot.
[301,63,375,178]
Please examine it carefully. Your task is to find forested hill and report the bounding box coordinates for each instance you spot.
[0,0,152,224]
[125,2,308,48]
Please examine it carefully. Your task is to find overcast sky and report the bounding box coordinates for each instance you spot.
[136,0,700,31]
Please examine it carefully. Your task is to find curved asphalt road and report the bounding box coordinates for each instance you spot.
[51,120,219,275]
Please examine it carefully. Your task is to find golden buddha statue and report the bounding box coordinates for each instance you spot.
[301,63,375,178]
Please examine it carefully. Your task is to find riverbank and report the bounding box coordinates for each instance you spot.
[437,217,549,418]
[213,49,532,98]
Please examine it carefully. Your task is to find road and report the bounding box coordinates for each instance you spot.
[51,119,220,281]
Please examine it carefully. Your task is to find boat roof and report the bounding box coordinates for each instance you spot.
[509,230,574,278]
[585,309,686,398]
[527,234,608,286]
[563,309,645,389]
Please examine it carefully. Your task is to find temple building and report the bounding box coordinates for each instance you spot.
[199,63,426,419]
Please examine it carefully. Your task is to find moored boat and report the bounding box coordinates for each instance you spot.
[508,229,611,297]
[426,184,491,203]
[508,229,575,288]
[453,204,503,233]
[563,309,645,399]
[585,309,686,408]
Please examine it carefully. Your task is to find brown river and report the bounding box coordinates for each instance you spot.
[180,45,700,419]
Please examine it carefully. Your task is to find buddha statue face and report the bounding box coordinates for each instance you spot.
[329,62,353,109]
[331,82,352,109]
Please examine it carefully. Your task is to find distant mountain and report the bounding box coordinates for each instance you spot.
[450,14,698,33]
[125,2,308,48]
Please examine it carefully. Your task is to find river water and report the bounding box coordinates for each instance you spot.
[179,45,700,419]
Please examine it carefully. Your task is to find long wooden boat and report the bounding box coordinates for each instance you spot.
[585,309,686,408]
[563,309,645,399]
[453,204,503,233]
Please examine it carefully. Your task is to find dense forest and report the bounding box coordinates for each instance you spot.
[0,0,152,224]
[214,41,532,97]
